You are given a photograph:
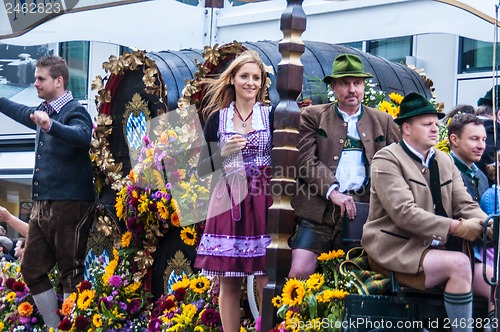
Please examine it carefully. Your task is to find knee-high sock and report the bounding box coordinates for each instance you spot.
[32,288,60,329]
[444,291,473,332]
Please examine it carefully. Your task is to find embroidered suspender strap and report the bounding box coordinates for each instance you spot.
[400,141,447,217]
[343,135,363,151]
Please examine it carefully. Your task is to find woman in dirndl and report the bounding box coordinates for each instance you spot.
[194,49,273,332]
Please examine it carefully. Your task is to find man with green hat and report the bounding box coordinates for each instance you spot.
[362,92,495,330]
[288,53,400,279]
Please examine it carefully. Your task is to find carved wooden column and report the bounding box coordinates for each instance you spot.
[261,1,306,331]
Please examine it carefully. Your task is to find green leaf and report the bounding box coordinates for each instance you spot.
[276,304,289,319]
[306,294,318,319]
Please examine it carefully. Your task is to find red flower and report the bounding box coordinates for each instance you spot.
[160,297,176,313]
[5,278,15,289]
[200,307,221,327]
[78,280,92,292]
[174,288,185,302]
[13,281,27,292]
[58,318,73,331]
[74,315,89,330]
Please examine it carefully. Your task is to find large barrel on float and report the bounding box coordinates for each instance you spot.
[87,40,434,302]
[148,40,432,112]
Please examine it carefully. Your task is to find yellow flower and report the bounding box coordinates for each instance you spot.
[180,227,197,246]
[93,314,103,328]
[194,327,204,332]
[18,301,33,317]
[271,296,282,308]
[157,201,170,220]
[282,278,306,306]
[306,273,324,292]
[167,129,178,140]
[317,249,345,261]
[138,192,149,213]
[0,321,4,331]
[172,276,190,291]
[125,281,142,294]
[190,275,210,294]
[6,291,16,302]
[77,289,95,310]
[240,327,246,332]
[388,92,404,105]
[121,231,132,248]
[317,289,349,302]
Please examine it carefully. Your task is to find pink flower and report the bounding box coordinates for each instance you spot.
[108,275,122,288]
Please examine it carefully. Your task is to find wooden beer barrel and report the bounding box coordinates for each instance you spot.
[88,40,434,300]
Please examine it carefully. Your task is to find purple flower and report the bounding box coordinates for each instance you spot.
[120,302,128,311]
[148,318,162,332]
[127,298,142,314]
[193,299,205,311]
[19,316,30,324]
[109,275,123,288]
[143,136,152,146]
[165,183,172,190]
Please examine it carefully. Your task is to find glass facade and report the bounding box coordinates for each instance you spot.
[367,36,412,64]
[59,41,90,101]
[459,37,500,74]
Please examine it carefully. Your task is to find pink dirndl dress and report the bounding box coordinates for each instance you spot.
[194,103,272,277]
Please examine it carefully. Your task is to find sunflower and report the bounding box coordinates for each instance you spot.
[281,278,306,306]
[180,227,197,246]
[190,275,210,294]
[388,92,404,105]
[271,296,282,308]
[92,314,103,328]
[157,201,170,220]
[317,289,349,302]
[6,291,16,302]
[172,276,190,291]
[121,231,132,248]
[306,273,324,292]
[18,301,33,317]
[317,249,345,261]
[77,289,95,310]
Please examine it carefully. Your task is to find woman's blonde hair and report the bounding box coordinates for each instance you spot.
[202,50,269,120]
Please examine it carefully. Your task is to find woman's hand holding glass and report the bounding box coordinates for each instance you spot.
[221,134,247,157]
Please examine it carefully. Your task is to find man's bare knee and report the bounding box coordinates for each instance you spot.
[289,249,319,279]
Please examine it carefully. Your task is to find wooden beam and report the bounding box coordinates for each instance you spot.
[261,1,306,331]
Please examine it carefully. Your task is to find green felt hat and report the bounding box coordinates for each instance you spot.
[394,92,445,125]
[323,54,372,84]
[477,85,500,107]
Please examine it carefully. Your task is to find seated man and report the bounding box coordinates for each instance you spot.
[362,93,495,330]
[289,54,400,279]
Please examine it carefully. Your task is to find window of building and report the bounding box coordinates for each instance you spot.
[59,41,90,101]
[459,37,500,73]
[367,36,412,64]
[340,41,363,51]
